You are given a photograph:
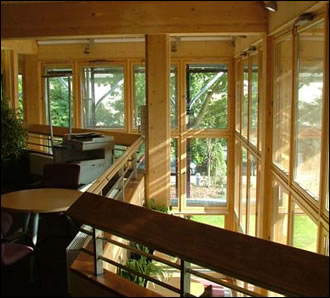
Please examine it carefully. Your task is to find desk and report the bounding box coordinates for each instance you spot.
[1,188,82,245]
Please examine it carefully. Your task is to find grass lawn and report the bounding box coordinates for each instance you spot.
[190,215,225,229]
[293,214,317,253]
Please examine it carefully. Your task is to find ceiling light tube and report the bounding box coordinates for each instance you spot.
[264,1,277,12]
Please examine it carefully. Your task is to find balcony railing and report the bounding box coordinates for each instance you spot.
[66,192,329,297]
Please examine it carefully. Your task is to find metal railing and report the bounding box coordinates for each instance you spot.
[66,192,329,297]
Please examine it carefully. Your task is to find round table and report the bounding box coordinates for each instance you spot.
[1,188,83,245]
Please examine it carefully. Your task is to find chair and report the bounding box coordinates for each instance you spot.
[1,211,13,236]
[42,162,81,189]
[1,212,36,285]
[39,163,81,239]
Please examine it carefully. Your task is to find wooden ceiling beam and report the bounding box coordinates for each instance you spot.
[1,1,268,39]
[1,39,38,54]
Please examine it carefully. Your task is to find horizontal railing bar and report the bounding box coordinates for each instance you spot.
[112,189,123,201]
[97,236,181,270]
[80,228,93,236]
[28,135,52,140]
[81,247,94,256]
[27,149,53,156]
[98,255,181,294]
[186,268,265,297]
[26,142,52,148]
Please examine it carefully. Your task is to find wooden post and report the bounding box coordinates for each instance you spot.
[2,49,19,110]
[23,55,44,124]
[258,35,273,240]
[145,34,170,207]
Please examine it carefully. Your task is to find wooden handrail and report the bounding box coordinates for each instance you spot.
[66,192,329,297]
[87,136,144,194]
[25,123,140,146]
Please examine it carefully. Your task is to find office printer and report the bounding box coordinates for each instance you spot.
[53,132,114,184]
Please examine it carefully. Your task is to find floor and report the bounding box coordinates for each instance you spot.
[1,213,77,297]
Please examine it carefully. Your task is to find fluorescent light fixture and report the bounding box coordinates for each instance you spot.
[264,1,277,12]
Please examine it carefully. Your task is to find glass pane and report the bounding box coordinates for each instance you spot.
[234,140,240,216]
[187,64,228,129]
[45,66,72,128]
[248,155,257,237]
[170,65,178,129]
[292,202,318,253]
[190,215,225,229]
[294,21,324,199]
[258,49,263,153]
[133,65,145,129]
[242,60,248,138]
[133,65,177,130]
[235,60,241,132]
[271,181,289,245]
[170,138,178,207]
[82,65,125,128]
[250,54,258,147]
[18,74,23,121]
[186,138,227,207]
[272,37,292,174]
[240,147,247,233]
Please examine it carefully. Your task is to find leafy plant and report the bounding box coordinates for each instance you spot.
[148,199,172,214]
[119,255,165,287]
[1,100,27,160]
[118,200,172,287]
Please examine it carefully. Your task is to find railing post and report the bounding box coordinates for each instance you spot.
[131,153,138,180]
[93,228,103,276]
[180,260,191,297]
[118,167,125,201]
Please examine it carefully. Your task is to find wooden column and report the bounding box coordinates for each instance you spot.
[1,49,19,110]
[258,35,273,240]
[23,55,43,124]
[145,34,170,207]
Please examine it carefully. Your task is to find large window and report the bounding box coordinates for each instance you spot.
[186,64,228,130]
[133,64,177,130]
[170,138,178,207]
[272,181,289,245]
[44,66,73,128]
[272,36,292,174]
[294,21,325,199]
[242,60,249,138]
[82,65,125,129]
[292,201,318,253]
[249,54,258,147]
[235,60,241,133]
[240,147,247,233]
[248,154,258,237]
[186,138,227,208]
[189,215,225,229]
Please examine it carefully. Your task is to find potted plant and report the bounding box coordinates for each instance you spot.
[1,99,29,193]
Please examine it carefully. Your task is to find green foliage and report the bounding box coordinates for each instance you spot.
[118,255,165,287]
[188,71,228,129]
[47,77,70,127]
[148,198,172,214]
[1,100,27,160]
